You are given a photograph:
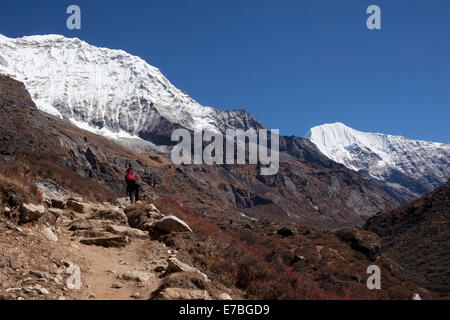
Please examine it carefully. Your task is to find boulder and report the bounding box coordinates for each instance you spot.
[89,209,128,225]
[334,227,381,261]
[79,235,129,248]
[107,225,148,238]
[124,204,163,230]
[156,288,211,300]
[42,227,58,242]
[122,271,150,283]
[67,199,85,213]
[166,258,208,282]
[33,179,69,209]
[19,203,45,224]
[153,216,193,234]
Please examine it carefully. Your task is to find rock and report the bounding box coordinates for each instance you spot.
[122,271,150,283]
[89,209,128,226]
[413,293,422,300]
[146,204,160,214]
[43,227,58,242]
[290,255,305,265]
[166,258,208,282]
[131,292,141,299]
[79,235,129,248]
[334,227,381,261]
[115,197,131,206]
[19,203,45,224]
[219,293,232,300]
[68,196,83,202]
[51,199,66,209]
[39,288,49,295]
[65,263,81,290]
[153,216,193,234]
[10,260,22,270]
[33,179,69,209]
[67,199,85,213]
[156,288,211,300]
[48,208,64,216]
[107,225,148,238]
[30,270,51,279]
[4,207,11,214]
[111,283,122,289]
[69,219,113,231]
[277,227,296,237]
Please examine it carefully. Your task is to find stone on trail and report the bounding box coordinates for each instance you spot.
[122,270,150,283]
[43,227,58,242]
[107,225,148,238]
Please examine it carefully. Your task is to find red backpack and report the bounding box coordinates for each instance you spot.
[126,169,136,182]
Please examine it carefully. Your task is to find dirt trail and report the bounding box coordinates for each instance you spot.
[77,238,170,300]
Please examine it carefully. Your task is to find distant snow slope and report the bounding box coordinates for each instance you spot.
[306,122,450,201]
[0,34,262,149]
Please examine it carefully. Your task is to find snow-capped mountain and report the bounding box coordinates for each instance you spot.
[306,122,450,202]
[0,34,262,151]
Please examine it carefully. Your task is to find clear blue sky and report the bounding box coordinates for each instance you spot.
[1,0,449,142]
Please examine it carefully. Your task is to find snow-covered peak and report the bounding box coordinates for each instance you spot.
[0,34,262,143]
[306,123,450,200]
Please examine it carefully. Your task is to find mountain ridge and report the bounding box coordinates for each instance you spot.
[306,122,450,203]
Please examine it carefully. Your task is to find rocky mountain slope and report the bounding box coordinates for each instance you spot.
[0,75,398,229]
[365,180,450,297]
[0,167,429,300]
[0,75,438,300]
[306,122,450,203]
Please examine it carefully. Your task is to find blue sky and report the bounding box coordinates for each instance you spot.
[0,0,449,142]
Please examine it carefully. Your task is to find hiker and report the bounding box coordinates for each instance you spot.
[125,164,139,204]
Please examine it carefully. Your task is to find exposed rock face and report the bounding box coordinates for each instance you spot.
[33,179,69,209]
[334,227,381,261]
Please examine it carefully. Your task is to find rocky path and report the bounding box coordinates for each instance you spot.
[0,190,217,300]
